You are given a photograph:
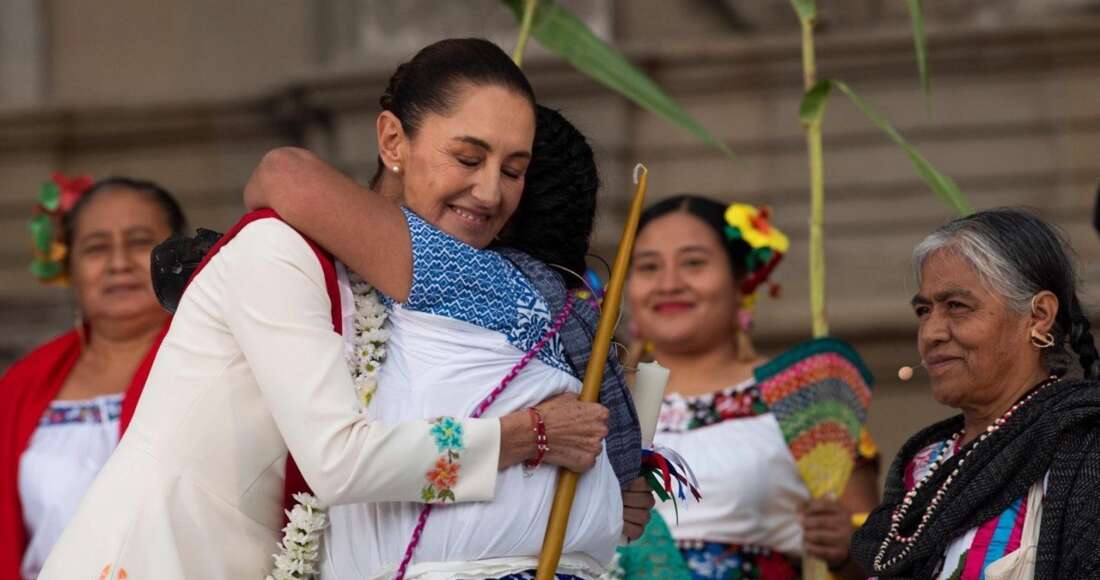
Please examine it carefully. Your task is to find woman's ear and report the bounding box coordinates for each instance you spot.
[1030,290,1059,335]
[377,111,408,171]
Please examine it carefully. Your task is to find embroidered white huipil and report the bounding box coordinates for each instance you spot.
[321,210,622,580]
[18,394,122,580]
[653,378,809,557]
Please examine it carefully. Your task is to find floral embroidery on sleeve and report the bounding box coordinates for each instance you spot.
[422,416,465,502]
[98,565,128,580]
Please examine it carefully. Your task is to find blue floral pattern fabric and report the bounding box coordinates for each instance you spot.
[386,208,572,375]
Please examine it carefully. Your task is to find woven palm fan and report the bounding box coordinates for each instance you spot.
[754,337,874,578]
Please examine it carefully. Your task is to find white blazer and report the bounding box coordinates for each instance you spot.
[39,219,501,580]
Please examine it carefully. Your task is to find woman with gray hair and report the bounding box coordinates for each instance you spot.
[852,208,1100,578]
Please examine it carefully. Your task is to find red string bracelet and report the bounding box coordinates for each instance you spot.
[523,406,549,473]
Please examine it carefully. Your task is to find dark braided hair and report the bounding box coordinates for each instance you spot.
[913,207,1099,379]
[637,194,751,282]
[494,106,598,288]
[1069,294,1100,380]
[370,38,535,188]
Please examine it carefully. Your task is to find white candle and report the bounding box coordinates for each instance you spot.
[633,361,671,447]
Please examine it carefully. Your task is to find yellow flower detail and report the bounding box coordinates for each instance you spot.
[725,203,789,253]
[858,427,879,460]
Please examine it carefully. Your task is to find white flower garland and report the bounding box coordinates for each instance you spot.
[265,493,328,580]
[347,273,390,409]
[267,272,389,579]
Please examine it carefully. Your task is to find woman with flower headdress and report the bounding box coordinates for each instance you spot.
[0,175,187,580]
[612,195,881,579]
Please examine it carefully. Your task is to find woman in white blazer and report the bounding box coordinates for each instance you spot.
[243,40,643,579]
[38,39,609,580]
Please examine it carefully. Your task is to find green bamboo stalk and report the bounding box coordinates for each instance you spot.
[800,15,829,339]
[512,0,539,66]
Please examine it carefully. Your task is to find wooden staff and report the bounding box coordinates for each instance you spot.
[536,164,649,579]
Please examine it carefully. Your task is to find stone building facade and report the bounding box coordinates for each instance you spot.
[2,0,1099,471]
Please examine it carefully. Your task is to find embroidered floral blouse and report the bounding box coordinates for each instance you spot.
[18,394,123,580]
[383,208,573,376]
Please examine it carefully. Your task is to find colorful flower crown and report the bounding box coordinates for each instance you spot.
[28,172,94,285]
[723,202,788,309]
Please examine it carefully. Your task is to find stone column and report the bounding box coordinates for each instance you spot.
[0,0,46,106]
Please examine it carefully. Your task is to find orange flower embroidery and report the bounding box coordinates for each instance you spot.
[98,565,128,580]
[427,456,460,490]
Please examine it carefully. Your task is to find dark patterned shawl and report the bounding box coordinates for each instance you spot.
[852,378,1100,578]
[498,248,642,486]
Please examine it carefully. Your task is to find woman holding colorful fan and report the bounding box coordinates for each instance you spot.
[0,176,187,580]
[615,195,880,579]
[852,209,1100,578]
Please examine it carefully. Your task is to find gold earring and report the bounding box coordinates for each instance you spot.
[1030,329,1055,349]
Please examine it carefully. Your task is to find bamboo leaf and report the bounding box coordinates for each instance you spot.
[790,0,816,22]
[512,0,539,66]
[799,79,832,125]
[500,0,735,159]
[833,80,972,215]
[905,0,932,110]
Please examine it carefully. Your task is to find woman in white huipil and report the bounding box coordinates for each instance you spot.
[1,177,185,580]
[618,195,880,579]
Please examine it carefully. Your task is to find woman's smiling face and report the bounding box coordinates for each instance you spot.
[397,84,534,249]
[912,249,1034,410]
[628,211,741,354]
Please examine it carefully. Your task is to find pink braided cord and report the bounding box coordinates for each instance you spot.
[393,294,576,579]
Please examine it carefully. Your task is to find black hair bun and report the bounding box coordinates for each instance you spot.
[151,228,222,313]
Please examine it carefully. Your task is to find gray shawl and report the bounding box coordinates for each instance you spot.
[498,248,642,486]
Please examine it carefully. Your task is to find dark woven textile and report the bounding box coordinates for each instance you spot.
[852,378,1100,578]
[499,248,643,486]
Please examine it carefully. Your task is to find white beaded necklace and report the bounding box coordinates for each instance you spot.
[872,375,1060,574]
